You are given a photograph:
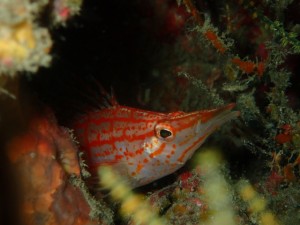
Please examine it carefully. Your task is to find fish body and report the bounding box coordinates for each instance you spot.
[72,100,238,188]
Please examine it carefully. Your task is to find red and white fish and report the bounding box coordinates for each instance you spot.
[71,91,239,188]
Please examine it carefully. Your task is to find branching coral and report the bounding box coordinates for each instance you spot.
[175,0,300,182]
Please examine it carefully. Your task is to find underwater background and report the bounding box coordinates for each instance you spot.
[1,0,300,224]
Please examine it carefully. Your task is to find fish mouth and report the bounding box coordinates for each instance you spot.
[196,103,239,135]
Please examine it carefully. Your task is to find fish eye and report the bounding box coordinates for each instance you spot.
[155,123,175,141]
[160,129,172,138]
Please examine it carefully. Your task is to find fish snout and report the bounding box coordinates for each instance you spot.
[196,103,239,136]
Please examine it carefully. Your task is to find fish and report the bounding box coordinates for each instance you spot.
[71,90,239,188]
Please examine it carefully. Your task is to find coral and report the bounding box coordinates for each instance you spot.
[145,150,246,225]
[0,0,82,75]
[98,166,166,225]
[52,0,83,24]
[174,0,300,182]
[98,149,283,225]
[238,180,279,225]
[5,111,113,225]
[0,0,51,74]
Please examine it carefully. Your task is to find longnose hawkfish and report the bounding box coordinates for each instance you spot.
[71,90,239,188]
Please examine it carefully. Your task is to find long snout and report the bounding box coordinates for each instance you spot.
[196,103,239,136]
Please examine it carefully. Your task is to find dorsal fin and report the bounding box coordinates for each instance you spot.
[55,75,121,124]
[94,81,119,109]
[72,75,119,111]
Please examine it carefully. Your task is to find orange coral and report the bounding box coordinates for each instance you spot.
[231,57,266,76]
[232,58,256,74]
[275,133,292,144]
[256,61,265,77]
[6,112,102,225]
[283,164,296,182]
[204,30,226,53]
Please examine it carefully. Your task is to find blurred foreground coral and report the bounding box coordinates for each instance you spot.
[0,0,82,75]
[5,111,111,225]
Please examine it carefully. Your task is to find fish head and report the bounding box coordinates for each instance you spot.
[136,103,239,186]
